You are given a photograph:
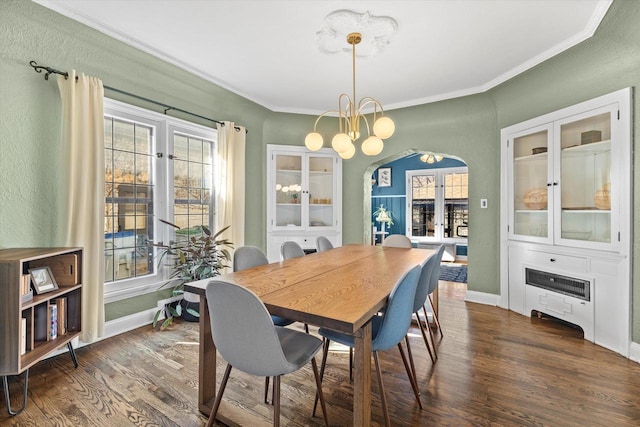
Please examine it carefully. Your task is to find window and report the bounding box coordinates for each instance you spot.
[407,167,468,242]
[170,129,213,231]
[104,117,155,283]
[103,99,216,301]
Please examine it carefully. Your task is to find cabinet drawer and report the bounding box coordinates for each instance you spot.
[527,250,587,273]
[273,236,316,250]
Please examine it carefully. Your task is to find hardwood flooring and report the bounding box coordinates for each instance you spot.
[2,281,640,426]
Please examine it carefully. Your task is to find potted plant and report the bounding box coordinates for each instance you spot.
[152,219,233,330]
[373,204,394,229]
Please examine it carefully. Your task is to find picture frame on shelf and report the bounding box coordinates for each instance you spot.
[378,167,391,187]
[29,266,59,294]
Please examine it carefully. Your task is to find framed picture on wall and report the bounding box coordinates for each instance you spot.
[378,168,391,187]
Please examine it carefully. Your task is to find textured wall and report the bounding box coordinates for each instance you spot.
[0,0,271,321]
[2,0,639,343]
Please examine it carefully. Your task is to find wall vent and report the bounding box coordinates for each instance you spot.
[525,268,590,301]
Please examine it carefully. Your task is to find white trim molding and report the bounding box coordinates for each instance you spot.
[630,342,640,364]
[465,290,500,306]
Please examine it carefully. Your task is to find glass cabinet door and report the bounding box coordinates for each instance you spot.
[556,107,613,246]
[273,153,302,227]
[307,154,335,228]
[510,125,553,241]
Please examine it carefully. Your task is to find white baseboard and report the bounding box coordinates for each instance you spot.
[630,342,640,364]
[464,290,500,306]
[104,307,161,338]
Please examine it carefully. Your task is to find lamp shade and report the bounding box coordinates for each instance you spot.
[332,133,351,153]
[361,136,384,156]
[338,142,356,159]
[373,116,395,139]
[305,132,324,151]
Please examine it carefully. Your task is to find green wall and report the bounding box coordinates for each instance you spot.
[0,0,271,321]
[263,95,500,296]
[1,1,639,343]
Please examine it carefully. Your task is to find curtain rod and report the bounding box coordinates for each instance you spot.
[29,61,246,133]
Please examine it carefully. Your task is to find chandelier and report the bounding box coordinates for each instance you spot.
[304,32,395,159]
[420,154,444,164]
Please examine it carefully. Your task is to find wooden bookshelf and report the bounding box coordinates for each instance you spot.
[0,247,82,415]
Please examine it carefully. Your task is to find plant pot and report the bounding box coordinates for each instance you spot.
[180,299,200,322]
[164,298,200,323]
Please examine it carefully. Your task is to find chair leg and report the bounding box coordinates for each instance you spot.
[397,342,422,409]
[271,376,276,407]
[273,375,281,427]
[313,338,331,416]
[264,377,270,404]
[428,294,444,337]
[404,335,419,393]
[416,310,436,363]
[310,357,330,427]
[207,363,232,427]
[373,352,391,427]
[422,305,439,360]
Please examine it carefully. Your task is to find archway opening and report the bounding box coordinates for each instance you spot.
[364,150,468,262]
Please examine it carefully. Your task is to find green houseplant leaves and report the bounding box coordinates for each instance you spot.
[152,220,233,330]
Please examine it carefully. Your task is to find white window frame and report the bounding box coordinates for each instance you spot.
[405,166,468,244]
[103,99,217,303]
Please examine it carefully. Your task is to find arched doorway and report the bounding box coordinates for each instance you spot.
[363,150,468,262]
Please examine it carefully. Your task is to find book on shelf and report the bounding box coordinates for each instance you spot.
[52,297,67,335]
[21,317,27,355]
[48,304,57,340]
[20,274,33,303]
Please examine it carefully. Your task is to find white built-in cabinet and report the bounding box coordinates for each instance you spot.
[500,88,632,357]
[266,145,342,262]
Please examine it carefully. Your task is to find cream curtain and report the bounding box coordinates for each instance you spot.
[215,122,246,253]
[57,70,105,343]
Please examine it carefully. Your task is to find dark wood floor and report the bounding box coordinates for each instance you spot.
[3,281,640,426]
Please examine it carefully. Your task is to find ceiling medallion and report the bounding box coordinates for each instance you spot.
[316,10,398,57]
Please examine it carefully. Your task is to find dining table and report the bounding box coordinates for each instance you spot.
[185,243,434,426]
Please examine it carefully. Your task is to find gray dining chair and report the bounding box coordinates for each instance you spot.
[315,236,334,252]
[280,241,305,260]
[314,265,423,426]
[233,245,296,403]
[382,234,413,248]
[205,279,329,427]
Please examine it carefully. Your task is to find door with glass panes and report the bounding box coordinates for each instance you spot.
[407,167,469,242]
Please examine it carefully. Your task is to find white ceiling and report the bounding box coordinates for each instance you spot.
[34,0,612,115]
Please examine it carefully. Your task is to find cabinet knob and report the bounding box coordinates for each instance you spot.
[550,258,556,262]
[547,183,552,187]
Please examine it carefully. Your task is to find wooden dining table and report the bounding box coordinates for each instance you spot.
[185,244,434,426]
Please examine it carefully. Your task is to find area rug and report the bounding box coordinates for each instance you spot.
[439,263,467,283]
